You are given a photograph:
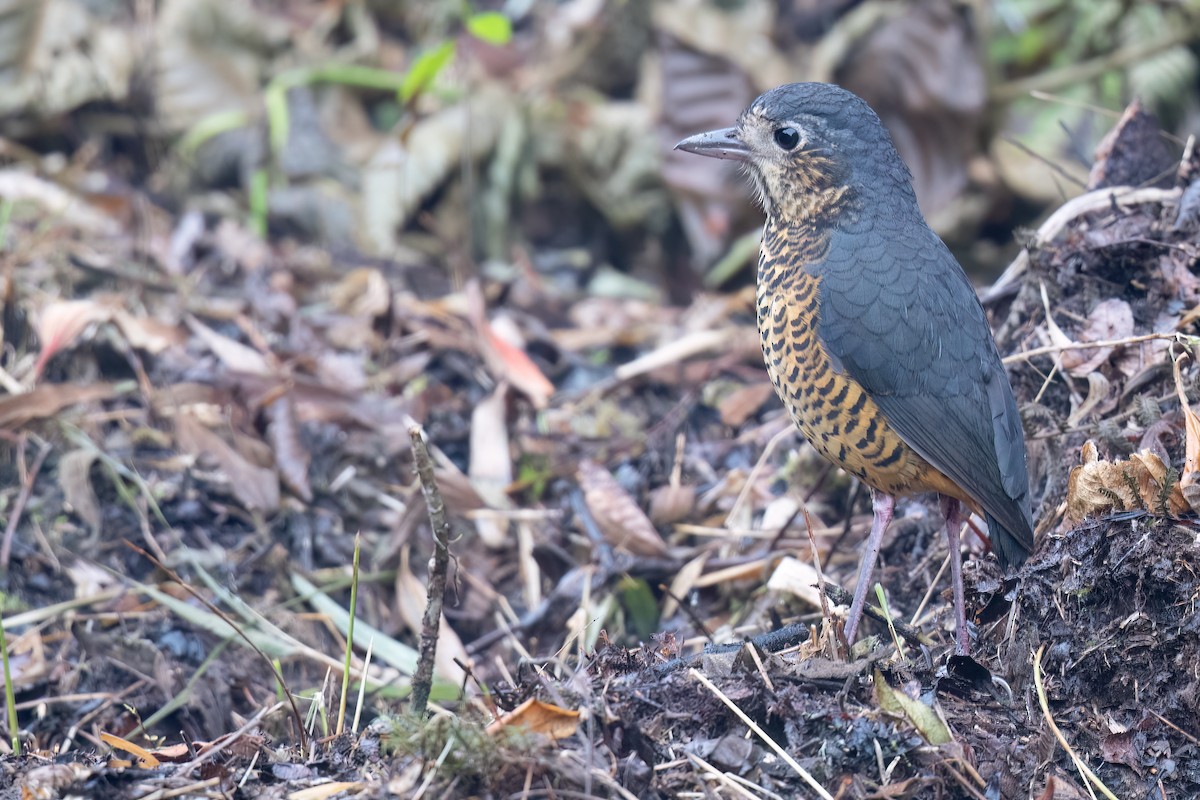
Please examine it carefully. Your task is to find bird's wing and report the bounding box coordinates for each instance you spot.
[815,216,1034,565]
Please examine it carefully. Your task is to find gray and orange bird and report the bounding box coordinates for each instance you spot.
[677,83,1034,653]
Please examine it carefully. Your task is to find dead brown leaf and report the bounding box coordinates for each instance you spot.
[648,482,695,525]
[0,383,117,429]
[329,267,391,319]
[99,732,160,768]
[1129,450,1190,517]
[1171,351,1200,515]
[1174,354,1200,480]
[717,382,775,427]
[186,315,273,375]
[265,394,312,503]
[577,460,668,557]
[58,449,102,533]
[1034,774,1092,800]
[175,409,280,512]
[466,282,554,409]
[34,297,120,377]
[1066,441,1190,522]
[34,296,184,378]
[1060,299,1134,377]
[485,698,580,740]
[1066,441,1140,523]
[113,309,186,354]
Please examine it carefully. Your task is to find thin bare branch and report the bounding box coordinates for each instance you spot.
[409,424,454,719]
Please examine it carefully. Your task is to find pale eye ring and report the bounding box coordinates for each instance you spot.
[773,127,800,150]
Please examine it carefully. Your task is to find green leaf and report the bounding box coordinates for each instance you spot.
[178,109,252,159]
[874,667,952,745]
[401,41,456,104]
[466,11,513,46]
[248,168,269,239]
[617,577,659,641]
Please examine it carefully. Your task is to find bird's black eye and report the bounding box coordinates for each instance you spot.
[774,127,799,151]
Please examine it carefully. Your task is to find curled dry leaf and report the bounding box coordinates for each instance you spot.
[577,460,668,558]
[482,326,554,408]
[1060,299,1134,377]
[99,732,160,768]
[485,697,580,740]
[113,310,187,354]
[1066,372,1111,428]
[34,297,118,377]
[265,394,312,503]
[1066,441,1137,523]
[186,315,273,375]
[1129,451,1190,517]
[1065,440,1189,523]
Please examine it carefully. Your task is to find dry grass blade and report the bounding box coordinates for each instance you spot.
[127,545,307,752]
[689,668,835,800]
[613,328,746,382]
[686,751,778,800]
[1033,645,1119,800]
[290,573,415,677]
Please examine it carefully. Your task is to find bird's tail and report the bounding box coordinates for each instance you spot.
[986,512,1034,573]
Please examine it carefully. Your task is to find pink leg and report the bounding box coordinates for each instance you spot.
[940,495,971,656]
[844,492,895,645]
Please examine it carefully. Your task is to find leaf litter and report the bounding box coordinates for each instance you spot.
[0,3,1198,799]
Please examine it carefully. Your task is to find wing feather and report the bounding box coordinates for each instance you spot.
[815,216,1034,568]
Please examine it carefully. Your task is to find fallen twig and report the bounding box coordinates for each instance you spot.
[409,424,453,718]
[1002,332,1184,365]
[0,435,50,572]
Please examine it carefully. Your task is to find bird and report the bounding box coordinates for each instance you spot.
[676,83,1034,655]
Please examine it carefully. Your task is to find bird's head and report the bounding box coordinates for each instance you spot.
[676,83,914,226]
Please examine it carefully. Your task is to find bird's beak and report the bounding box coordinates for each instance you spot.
[674,127,749,162]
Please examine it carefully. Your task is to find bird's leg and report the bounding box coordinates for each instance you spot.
[844,491,895,645]
[939,495,971,656]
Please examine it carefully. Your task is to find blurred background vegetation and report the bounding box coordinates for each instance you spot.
[1,0,1198,294]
